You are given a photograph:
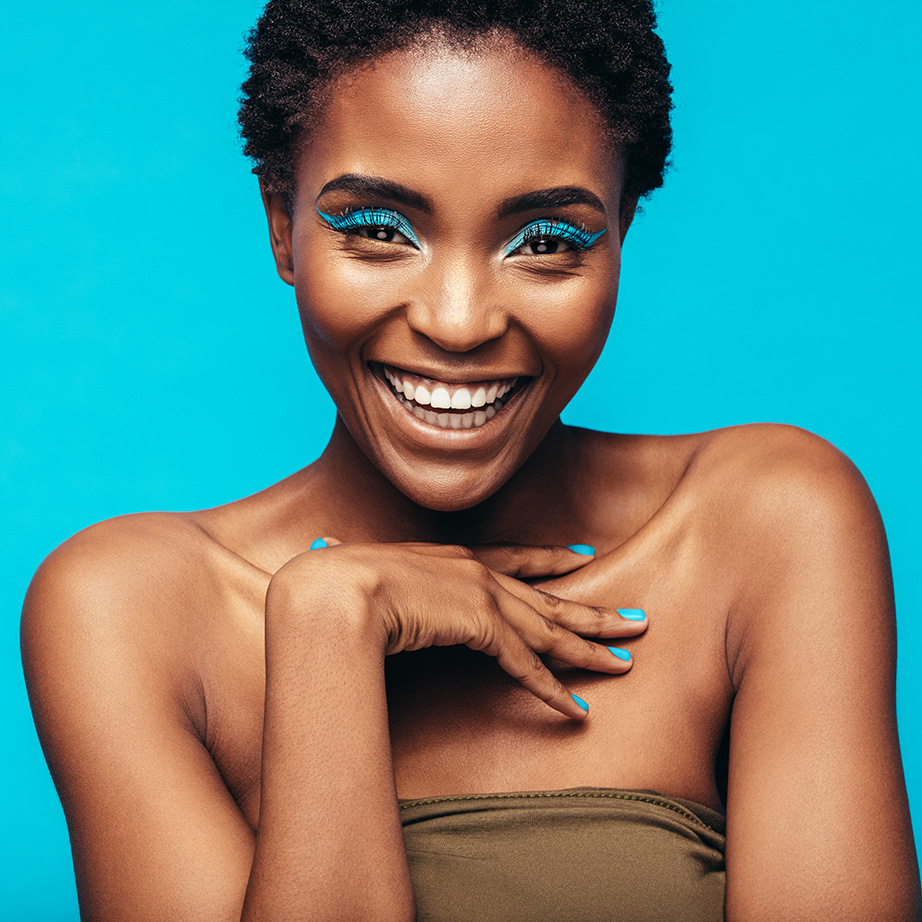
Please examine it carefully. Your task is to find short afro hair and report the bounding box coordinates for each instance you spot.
[238,0,673,204]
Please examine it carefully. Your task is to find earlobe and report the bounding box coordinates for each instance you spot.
[259,179,296,286]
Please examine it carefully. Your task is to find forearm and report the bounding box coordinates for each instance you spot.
[242,558,415,922]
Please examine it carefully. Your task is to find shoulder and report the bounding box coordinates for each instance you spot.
[685,423,885,566]
[677,425,894,690]
[584,423,881,545]
[23,511,225,640]
[21,512,245,731]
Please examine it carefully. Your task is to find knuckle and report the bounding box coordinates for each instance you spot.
[464,557,491,580]
[515,649,546,682]
[538,590,562,612]
[540,677,567,705]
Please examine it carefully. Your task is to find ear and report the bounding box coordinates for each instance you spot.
[259,179,295,286]
[618,196,638,243]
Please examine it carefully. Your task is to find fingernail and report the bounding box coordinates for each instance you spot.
[608,646,632,662]
[571,693,589,711]
[567,544,595,556]
[617,608,646,620]
[309,538,329,550]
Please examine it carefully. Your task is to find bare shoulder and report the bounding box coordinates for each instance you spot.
[583,423,881,550]
[23,512,237,648]
[21,511,259,743]
[684,423,886,567]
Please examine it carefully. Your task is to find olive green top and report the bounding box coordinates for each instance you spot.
[399,788,726,921]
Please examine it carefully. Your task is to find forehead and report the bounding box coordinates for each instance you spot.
[296,40,624,211]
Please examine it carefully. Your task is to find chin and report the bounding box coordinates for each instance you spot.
[384,463,510,513]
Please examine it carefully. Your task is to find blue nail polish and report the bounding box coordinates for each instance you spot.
[309,538,329,550]
[567,544,595,556]
[617,608,646,620]
[571,693,589,711]
[608,647,632,661]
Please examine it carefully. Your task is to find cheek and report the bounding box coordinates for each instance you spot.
[292,241,399,354]
[515,269,620,379]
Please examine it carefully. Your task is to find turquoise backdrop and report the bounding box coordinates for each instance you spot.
[2,1,919,917]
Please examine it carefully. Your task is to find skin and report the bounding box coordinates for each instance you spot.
[21,36,920,922]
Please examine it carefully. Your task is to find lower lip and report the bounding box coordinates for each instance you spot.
[369,366,531,444]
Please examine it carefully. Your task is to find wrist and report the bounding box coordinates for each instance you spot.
[266,547,386,650]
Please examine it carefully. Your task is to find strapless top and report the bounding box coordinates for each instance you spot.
[398,788,726,921]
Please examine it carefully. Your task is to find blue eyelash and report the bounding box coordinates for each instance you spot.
[316,206,422,249]
[505,219,607,256]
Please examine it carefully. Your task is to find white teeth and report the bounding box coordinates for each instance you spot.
[382,364,522,429]
[451,388,472,410]
[395,387,502,430]
[430,386,451,409]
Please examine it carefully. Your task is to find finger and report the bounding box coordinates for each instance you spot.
[498,592,636,677]
[474,623,592,720]
[469,543,596,579]
[494,573,648,639]
[308,536,343,549]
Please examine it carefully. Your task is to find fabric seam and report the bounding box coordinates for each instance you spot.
[398,790,717,832]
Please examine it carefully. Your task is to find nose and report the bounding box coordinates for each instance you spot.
[404,256,508,353]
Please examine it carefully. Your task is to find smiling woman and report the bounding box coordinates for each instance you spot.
[19,1,920,921]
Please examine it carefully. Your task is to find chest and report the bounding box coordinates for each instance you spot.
[200,553,733,828]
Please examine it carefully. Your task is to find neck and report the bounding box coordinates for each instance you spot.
[303,415,586,547]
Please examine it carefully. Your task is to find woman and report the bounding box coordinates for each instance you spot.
[21,0,920,919]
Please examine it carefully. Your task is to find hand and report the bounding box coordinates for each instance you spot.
[299,540,648,720]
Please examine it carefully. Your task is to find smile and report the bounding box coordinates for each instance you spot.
[378,363,523,430]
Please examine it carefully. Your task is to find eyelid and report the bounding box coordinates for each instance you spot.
[315,206,422,249]
[504,219,607,256]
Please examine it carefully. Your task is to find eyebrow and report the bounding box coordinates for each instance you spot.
[496,186,608,220]
[315,174,607,220]
[315,174,431,213]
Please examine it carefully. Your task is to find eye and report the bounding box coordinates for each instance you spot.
[505,219,606,257]
[316,206,422,249]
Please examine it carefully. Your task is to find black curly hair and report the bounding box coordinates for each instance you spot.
[238,0,673,206]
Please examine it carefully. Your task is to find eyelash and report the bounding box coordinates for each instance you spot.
[504,220,607,256]
[316,207,422,249]
[316,207,606,257]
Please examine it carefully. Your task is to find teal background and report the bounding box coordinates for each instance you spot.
[2,1,919,917]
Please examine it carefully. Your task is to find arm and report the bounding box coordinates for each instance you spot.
[722,429,920,921]
[22,520,643,921]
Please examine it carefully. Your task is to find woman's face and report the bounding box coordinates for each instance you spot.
[264,39,633,511]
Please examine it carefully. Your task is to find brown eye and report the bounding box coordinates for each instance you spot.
[363,225,399,242]
[505,218,604,257]
[317,207,422,249]
[527,237,564,254]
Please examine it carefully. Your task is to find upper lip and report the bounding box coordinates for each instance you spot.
[371,360,529,387]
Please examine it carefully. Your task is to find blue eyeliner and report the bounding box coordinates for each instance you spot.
[316,206,422,249]
[504,219,607,256]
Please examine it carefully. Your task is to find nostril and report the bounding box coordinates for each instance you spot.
[405,299,508,353]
